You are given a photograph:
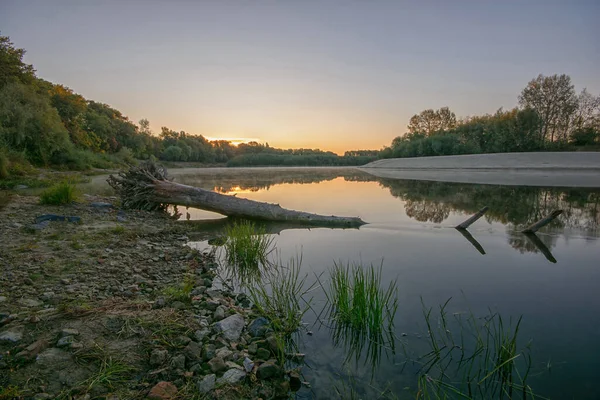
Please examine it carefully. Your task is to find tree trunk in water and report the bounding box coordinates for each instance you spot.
[108,161,366,227]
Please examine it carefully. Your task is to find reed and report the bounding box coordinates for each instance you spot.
[222,220,275,284]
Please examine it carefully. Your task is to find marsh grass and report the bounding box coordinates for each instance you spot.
[39,181,79,205]
[413,299,537,400]
[75,344,134,392]
[323,261,398,369]
[221,220,275,284]
[247,254,314,337]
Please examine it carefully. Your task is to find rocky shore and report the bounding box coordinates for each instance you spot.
[0,193,302,399]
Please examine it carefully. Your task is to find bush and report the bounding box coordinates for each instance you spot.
[39,181,79,205]
[0,149,8,179]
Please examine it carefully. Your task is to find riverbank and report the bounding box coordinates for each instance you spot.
[0,193,299,399]
[361,152,600,187]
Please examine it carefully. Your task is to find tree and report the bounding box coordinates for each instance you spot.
[518,74,578,144]
[407,107,456,136]
[573,88,600,130]
[0,35,36,88]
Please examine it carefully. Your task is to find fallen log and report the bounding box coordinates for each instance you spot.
[521,210,563,233]
[108,161,366,227]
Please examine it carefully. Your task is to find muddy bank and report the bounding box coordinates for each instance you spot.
[0,194,302,399]
[361,152,600,187]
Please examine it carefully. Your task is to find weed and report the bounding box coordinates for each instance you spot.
[324,261,398,369]
[75,344,135,391]
[413,299,537,400]
[247,254,314,337]
[111,225,125,235]
[0,385,22,400]
[222,220,275,284]
[161,274,195,304]
[39,181,79,205]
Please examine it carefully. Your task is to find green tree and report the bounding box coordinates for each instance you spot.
[407,107,456,135]
[0,35,36,88]
[518,74,578,144]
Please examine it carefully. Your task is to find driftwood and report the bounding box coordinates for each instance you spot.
[108,161,366,227]
[455,207,489,229]
[521,210,563,233]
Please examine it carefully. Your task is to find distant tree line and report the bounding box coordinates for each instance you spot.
[382,74,600,159]
[0,35,378,178]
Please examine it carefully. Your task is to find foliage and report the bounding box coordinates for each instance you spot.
[413,300,535,400]
[39,181,79,205]
[0,148,8,179]
[247,254,314,335]
[324,262,398,368]
[407,107,457,136]
[222,220,275,284]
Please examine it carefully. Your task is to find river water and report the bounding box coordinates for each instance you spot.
[92,167,600,399]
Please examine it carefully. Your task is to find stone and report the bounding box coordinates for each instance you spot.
[33,394,52,400]
[215,347,233,361]
[248,317,270,337]
[170,301,186,310]
[256,348,270,360]
[18,298,42,307]
[170,354,186,370]
[174,335,192,346]
[214,314,245,341]
[207,356,227,373]
[196,374,215,394]
[183,341,202,362]
[276,380,291,397]
[213,306,226,321]
[60,328,80,337]
[217,368,246,385]
[0,330,22,343]
[56,335,76,348]
[266,334,279,353]
[202,343,215,361]
[150,349,169,366]
[248,343,258,354]
[147,381,178,400]
[289,371,302,391]
[15,339,49,360]
[153,297,167,309]
[204,299,220,311]
[256,361,282,380]
[243,357,254,372]
[0,296,6,302]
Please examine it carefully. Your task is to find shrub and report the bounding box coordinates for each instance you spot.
[0,149,8,179]
[39,181,79,205]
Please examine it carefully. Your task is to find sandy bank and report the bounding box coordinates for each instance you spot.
[361,152,600,187]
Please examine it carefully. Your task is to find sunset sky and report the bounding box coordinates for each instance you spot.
[1,1,599,154]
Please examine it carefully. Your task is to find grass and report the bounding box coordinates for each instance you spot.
[412,299,538,400]
[75,344,135,392]
[221,220,275,285]
[39,181,79,205]
[247,254,314,337]
[324,261,398,369]
[161,274,195,304]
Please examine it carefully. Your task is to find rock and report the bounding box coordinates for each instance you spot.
[196,374,215,394]
[153,297,167,309]
[56,335,76,348]
[170,354,186,370]
[256,360,282,380]
[202,343,215,361]
[214,314,245,341]
[33,394,52,399]
[90,202,114,209]
[173,335,191,346]
[34,214,81,224]
[24,277,34,285]
[18,298,42,307]
[15,339,49,361]
[248,317,270,337]
[217,368,246,384]
[213,306,226,321]
[207,356,227,373]
[170,301,186,310]
[194,329,210,343]
[0,296,6,302]
[266,334,279,353]
[147,381,178,400]
[256,348,270,360]
[0,330,22,343]
[289,371,302,391]
[150,349,169,366]
[60,328,80,337]
[215,347,233,361]
[183,341,202,362]
[243,357,254,372]
[277,380,291,397]
[248,343,258,354]
[204,299,220,311]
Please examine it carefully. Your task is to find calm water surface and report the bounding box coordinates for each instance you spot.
[96,167,600,399]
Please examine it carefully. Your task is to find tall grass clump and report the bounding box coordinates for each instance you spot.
[222,220,275,284]
[414,299,535,400]
[324,262,398,368]
[247,254,314,336]
[39,181,79,205]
